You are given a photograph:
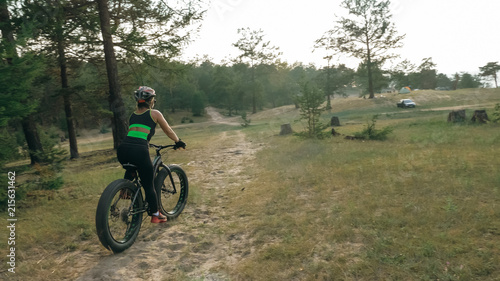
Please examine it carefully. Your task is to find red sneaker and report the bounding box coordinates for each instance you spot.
[151,213,167,223]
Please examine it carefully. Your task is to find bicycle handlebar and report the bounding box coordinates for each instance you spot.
[149,144,177,151]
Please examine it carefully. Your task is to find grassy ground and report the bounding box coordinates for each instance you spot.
[232,89,500,280]
[1,89,499,280]
[231,124,500,280]
[216,88,500,280]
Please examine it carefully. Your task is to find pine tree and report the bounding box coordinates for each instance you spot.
[1,1,44,164]
[95,0,205,148]
[316,0,405,98]
[20,1,99,158]
[295,81,327,138]
[233,28,281,113]
[479,62,499,88]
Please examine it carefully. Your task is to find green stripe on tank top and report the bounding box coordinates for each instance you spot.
[129,124,151,130]
[127,130,148,140]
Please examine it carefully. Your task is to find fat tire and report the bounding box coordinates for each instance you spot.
[154,164,189,219]
[95,179,143,253]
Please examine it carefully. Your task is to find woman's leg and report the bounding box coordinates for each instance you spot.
[117,145,135,181]
[136,154,158,214]
[117,144,159,214]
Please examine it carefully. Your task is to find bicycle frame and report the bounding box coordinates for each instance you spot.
[152,151,167,174]
[128,179,148,215]
[127,175,148,216]
[151,144,178,195]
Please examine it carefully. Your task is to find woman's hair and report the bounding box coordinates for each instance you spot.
[134,86,156,109]
[137,98,154,109]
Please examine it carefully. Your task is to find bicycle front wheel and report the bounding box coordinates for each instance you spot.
[154,164,189,219]
[95,179,144,253]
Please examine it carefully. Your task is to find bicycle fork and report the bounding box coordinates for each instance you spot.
[161,164,178,195]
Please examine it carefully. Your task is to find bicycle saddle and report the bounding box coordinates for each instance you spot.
[122,163,138,171]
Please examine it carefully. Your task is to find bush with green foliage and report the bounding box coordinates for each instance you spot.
[0,127,21,168]
[0,174,28,212]
[493,103,500,123]
[295,82,329,138]
[240,112,251,127]
[181,117,194,123]
[18,126,67,193]
[31,162,65,190]
[34,127,67,190]
[0,126,66,211]
[354,115,393,140]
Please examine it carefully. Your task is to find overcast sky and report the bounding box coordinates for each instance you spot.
[181,0,500,75]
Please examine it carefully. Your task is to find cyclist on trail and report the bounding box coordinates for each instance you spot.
[117,86,186,223]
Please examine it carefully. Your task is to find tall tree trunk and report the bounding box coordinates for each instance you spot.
[251,65,256,114]
[96,0,128,149]
[21,115,44,165]
[366,42,374,99]
[326,62,332,110]
[169,80,175,113]
[1,2,44,164]
[452,74,459,90]
[57,37,79,159]
[0,1,14,64]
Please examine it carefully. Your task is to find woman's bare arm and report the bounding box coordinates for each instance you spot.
[151,110,180,142]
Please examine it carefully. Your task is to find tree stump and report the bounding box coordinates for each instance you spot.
[279,123,293,135]
[471,110,489,124]
[447,110,466,123]
[331,128,340,136]
[331,116,341,126]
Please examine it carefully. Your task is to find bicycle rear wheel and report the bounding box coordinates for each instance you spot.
[154,164,189,219]
[95,179,144,253]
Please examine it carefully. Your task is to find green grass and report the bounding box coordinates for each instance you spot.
[228,90,500,280]
[229,123,500,280]
[1,89,499,280]
[227,89,500,280]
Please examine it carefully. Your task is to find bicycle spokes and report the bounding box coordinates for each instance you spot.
[107,188,142,243]
[120,189,131,199]
[156,165,188,219]
[161,183,177,194]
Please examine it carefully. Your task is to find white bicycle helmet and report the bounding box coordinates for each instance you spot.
[134,86,156,103]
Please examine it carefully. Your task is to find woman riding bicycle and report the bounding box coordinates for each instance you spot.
[117,86,186,223]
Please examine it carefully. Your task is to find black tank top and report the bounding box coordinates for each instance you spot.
[122,109,157,145]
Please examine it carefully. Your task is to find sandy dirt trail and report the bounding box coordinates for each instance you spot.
[75,108,262,281]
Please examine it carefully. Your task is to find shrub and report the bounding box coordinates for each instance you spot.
[28,126,67,190]
[492,103,500,123]
[241,112,251,127]
[295,81,327,138]
[354,115,393,141]
[0,177,28,212]
[294,122,331,139]
[28,147,66,191]
[32,163,64,190]
[99,124,110,134]
[181,117,194,123]
[0,126,66,210]
[0,127,21,168]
